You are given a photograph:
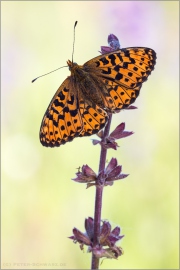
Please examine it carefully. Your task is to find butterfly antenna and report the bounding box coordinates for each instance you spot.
[32,21,78,83]
[72,21,78,63]
[32,65,68,83]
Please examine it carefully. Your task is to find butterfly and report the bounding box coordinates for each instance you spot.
[40,46,156,147]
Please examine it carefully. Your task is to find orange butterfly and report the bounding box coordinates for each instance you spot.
[40,46,156,147]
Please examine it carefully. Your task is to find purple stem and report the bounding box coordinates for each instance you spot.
[91,114,112,269]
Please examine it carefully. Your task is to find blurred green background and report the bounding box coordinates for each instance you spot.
[1,1,179,269]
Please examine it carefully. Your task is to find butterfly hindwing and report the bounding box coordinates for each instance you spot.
[101,78,141,111]
[79,101,108,137]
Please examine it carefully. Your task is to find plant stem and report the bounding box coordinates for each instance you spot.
[91,114,112,269]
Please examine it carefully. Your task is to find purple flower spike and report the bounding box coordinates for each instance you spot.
[99,221,111,245]
[108,226,124,246]
[72,165,97,183]
[72,158,128,187]
[92,139,101,146]
[107,166,122,180]
[109,123,134,140]
[105,158,117,175]
[69,228,92,248]
[99,46,114,54]
[99,33,120,54]
[125,105,138,110]
[103,158,129,184]
[92,246,123,259]
[69,217,124,259]
[92,122,133,150]
[108,34,121,50]
[85,217,94,241]
[111,226,120,236]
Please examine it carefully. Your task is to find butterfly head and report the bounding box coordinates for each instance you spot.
[67,60,78,71]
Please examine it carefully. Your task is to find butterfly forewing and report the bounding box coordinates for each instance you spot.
[84,47,156,88]
[83,47,156,111]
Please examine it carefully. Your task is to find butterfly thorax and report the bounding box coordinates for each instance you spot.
[67,60,107,109]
